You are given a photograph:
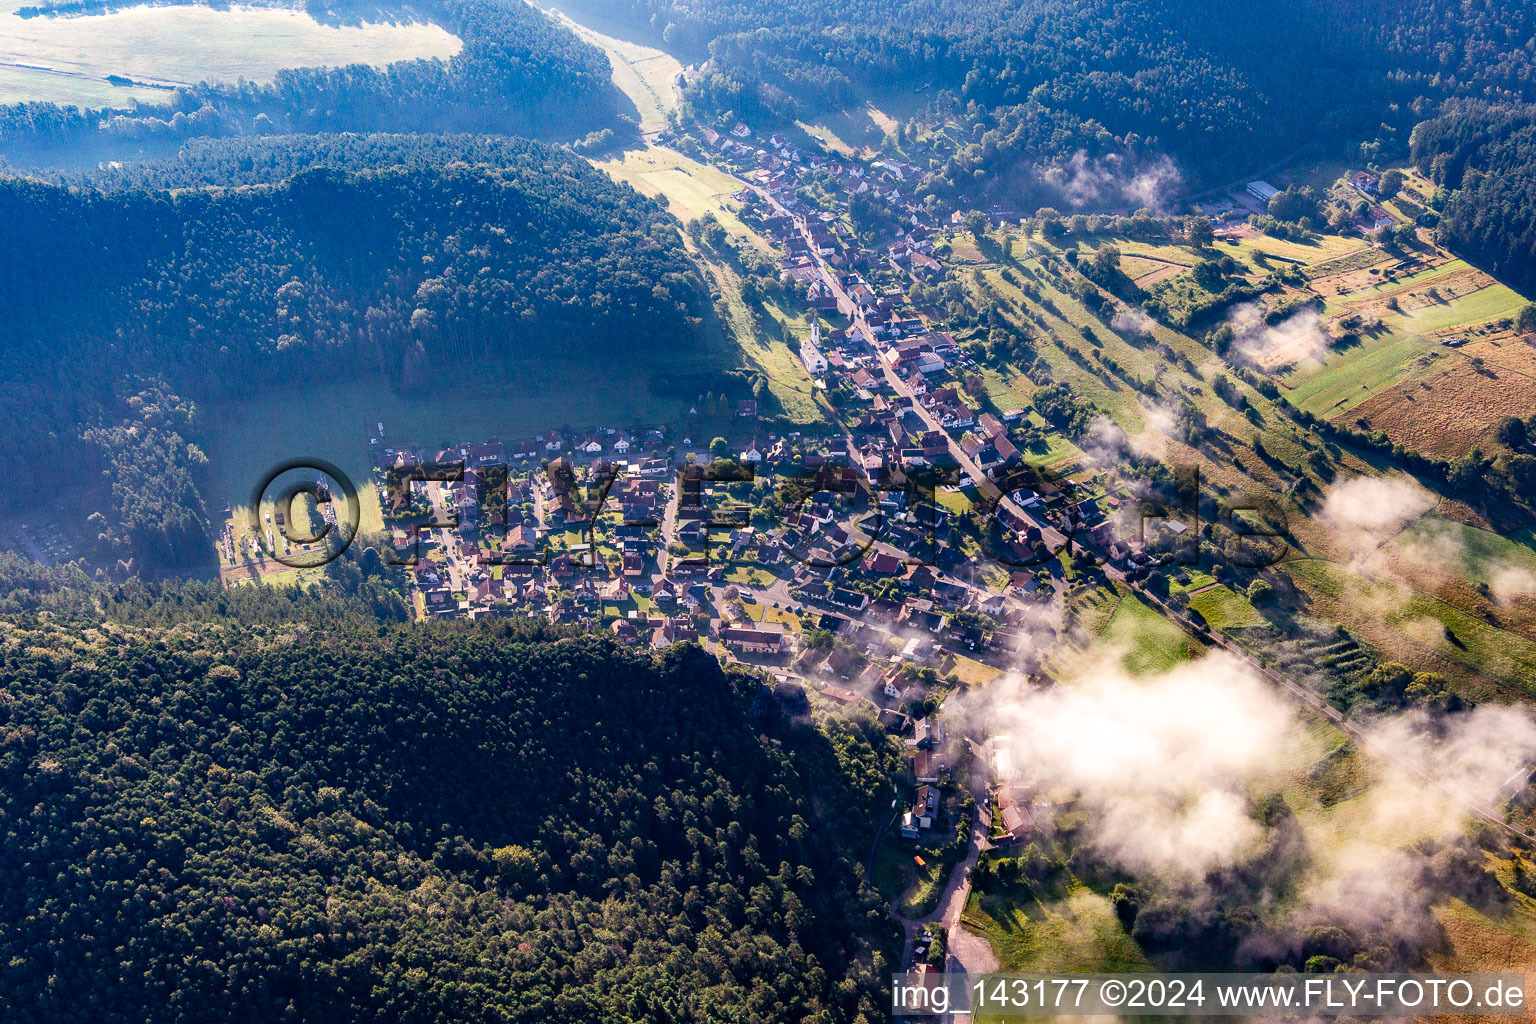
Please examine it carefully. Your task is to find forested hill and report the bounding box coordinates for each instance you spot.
[0,0,616,167]
[0,136,704,391]
[600,0,1536,188]
[1412,102,1536,295]
[47,133,594,190]
[0,622,899,1022]
[0,136,706,558]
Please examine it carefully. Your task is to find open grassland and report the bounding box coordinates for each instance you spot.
[1067,236,1192,266]
[548,5,679,133]
[1351,355,1536,460]
[0,0,459,106]
[970,260,1158,433]
[198,352,729,511]
[1288,244,1535,428]
[1425,899,1536,980]
[1281,331,1439,417]
[963,884,1151,985]
[594,146,766,245]
[1097,590,1193,675]
[1281,559,1536,699]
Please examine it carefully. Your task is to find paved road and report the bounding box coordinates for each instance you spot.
[890,774,998,975]
[740,177,1091,614]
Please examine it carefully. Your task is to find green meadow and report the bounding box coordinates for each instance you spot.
[0,0,459,106]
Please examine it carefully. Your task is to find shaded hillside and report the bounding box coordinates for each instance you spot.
[0,623,899,1022]
[0,136,707,558]
[598,0,1536,192]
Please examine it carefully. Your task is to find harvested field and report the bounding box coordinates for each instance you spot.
[1349,354,1536,459]
[1129,261,1184,288]
[1304,246,1393,280]
[1313,255,1453,300]
[1464,333,1536,377]
[1328,266,1500,324]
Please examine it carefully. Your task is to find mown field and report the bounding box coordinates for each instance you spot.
[548,6,680,133]
[1281,330,1440,417]
[1095,590,1193,675]
[963,884,1151,983]
[0,0,459,106]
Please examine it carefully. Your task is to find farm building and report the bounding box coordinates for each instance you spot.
[1247,180,1280,204]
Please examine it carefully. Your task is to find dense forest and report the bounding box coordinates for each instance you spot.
[587,0,1536,195]
[0,138,705,395]
[0,606,899,1022]
[0,134,707,563]
[0,0,616,167]
[1412,101,1536,294]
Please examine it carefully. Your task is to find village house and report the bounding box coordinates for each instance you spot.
[994,786,1035,845]
[900,785,939,839]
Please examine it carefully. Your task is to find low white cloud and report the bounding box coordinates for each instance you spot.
[985,652,1295,881]
[1319,476,1436,565]
[1042,151,1184,211]
[1227,302,1333,370]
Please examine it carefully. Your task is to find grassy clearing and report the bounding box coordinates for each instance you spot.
[936,487,975,515]
[1188,585,1266,630]
[963,884,1151,979]
[1098,591,1192,675]
[871,834,962,918]
[592,141,829,425]
[549,7,680,133]
[0,1,459,106]
[972,264,1151,431]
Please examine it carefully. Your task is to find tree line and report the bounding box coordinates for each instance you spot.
[1413,101,1536,294]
